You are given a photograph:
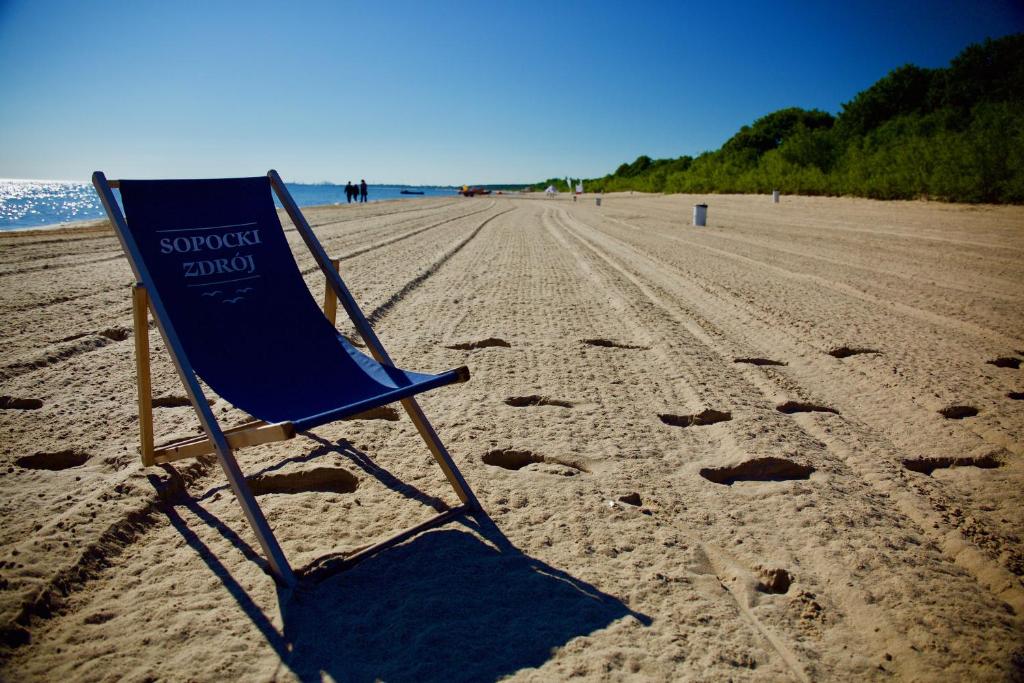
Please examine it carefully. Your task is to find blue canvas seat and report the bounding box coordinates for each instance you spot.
[117,177,468,431]
[93,171,479,585]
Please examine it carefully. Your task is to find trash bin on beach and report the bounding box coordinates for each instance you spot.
[596,196,602,207]
[772,189,780,203]
[693,203,708,227]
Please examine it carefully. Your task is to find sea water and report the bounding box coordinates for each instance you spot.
[0,179,458,231]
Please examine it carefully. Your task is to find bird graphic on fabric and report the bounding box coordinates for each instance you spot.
[236,287,254,294]
[201,290,223,297]
[222,297,244,304]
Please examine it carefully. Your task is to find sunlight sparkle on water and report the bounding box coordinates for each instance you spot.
[0,179,459,231]
[0,179,105,230]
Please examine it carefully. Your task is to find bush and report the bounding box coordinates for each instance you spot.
[535,34,1024,204]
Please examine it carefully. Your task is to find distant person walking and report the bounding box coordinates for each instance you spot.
[345,181,354,203]
[359,179,368,203]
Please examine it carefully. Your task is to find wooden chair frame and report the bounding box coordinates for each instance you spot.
[94,170,480,586]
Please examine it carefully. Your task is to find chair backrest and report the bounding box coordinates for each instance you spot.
[117,177,363,420]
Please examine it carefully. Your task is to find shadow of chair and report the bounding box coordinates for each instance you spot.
[281,514,650,682]
[150,439,650,682]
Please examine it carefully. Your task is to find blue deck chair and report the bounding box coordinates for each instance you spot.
[92,171,479,585]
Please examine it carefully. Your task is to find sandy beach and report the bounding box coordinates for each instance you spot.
[0,192,1022,681]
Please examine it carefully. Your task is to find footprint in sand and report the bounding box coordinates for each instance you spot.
[776,401,839,415]
[756,567,794,594]
[98,327,131,342]
[581,338,650,350]
[246,467,358,495]
[700,457,814,485]
[734,357,788,367]
[83,612,117,625]
[15,450,91,471]
[938,405,978,420]
[828,346,880,359]
[901,455,1000,475]
[987,357,1021,369]
[0,396,43,410]
[447,338,510,350]
[659,409,732,427]
[481,449,588,476]
[618,492,643,506]
[504,395,573,408]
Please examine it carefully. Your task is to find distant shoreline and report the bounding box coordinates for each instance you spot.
[0,195,443,237]
[0,217,111,237]
[0,181,476,233]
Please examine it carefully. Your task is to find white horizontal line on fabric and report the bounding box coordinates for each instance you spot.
[156,221,258,234]
[187,275,262,288]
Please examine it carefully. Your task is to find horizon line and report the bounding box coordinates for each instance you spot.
[0,177,536,187]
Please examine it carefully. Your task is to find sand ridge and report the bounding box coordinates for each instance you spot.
[0,193,1022,680]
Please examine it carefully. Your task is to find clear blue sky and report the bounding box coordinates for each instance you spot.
[1,1,1021,184]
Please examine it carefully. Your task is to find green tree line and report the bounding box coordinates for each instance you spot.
[533,34,1024,203]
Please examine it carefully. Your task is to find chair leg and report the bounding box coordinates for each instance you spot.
[210,439,297,586]
[399,396,480,511]
[132,284,155,466]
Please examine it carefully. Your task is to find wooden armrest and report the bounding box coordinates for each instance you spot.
[152,420,295,465]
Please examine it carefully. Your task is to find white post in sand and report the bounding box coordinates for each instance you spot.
[772,189,780,203]
[693,203,708,226]
[596,195,602,207]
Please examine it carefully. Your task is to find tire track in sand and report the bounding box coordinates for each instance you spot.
[0,204,498,382]
[542,210,844,676]
[588,211,1024,460]
[0,205,510,655]
[366,206,513,325]
[548,207,1021,677]
[0,461,208,661]
[555,207,1024,617]
[602,213,1021,350]
[299,201,497,277]
[1,201,477,314]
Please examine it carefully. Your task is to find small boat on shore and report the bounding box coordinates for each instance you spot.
[400,189,425,195]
